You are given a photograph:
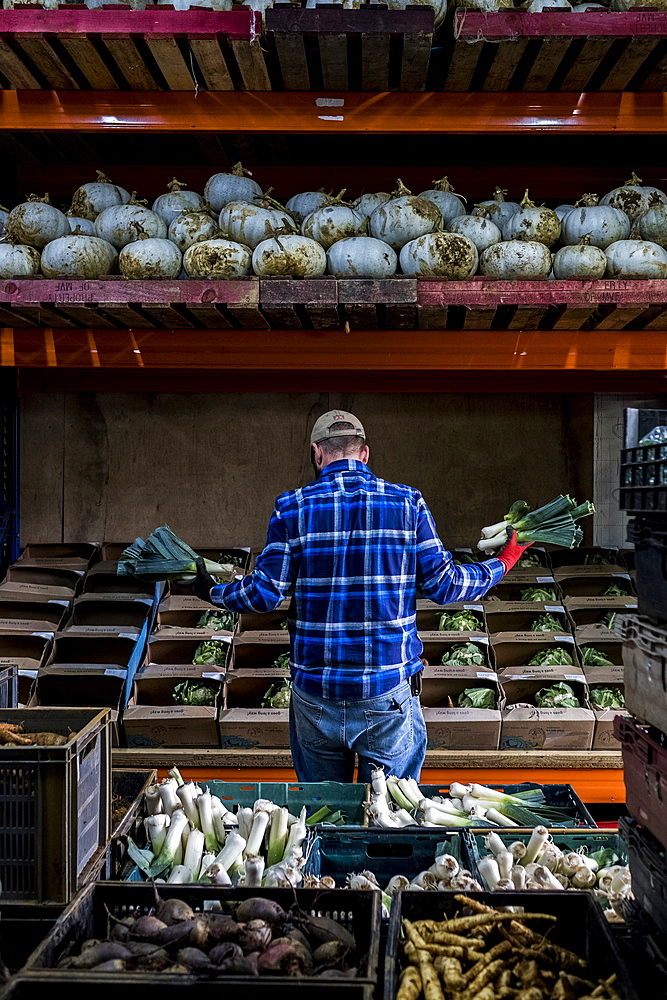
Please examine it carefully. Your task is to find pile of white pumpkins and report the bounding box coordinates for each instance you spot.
[2,167,667,282]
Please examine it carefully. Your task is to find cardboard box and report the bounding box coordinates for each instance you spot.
[485,573,559,603]
[575,631,624,667]
[499,666,595,750]
[237,599,290,633]
[420,665,501,749]
[125,662,223,747]
[47,632,141,670]
[18,542,99,565]
[230,634,290,670]
[0,632,52,673]
[67,594,154,630]
[419,635,493,670]
[33,665,128,712]
[0,581,76,601]
[415,600,486,633]
[4,563,85,592]
[167,546,252,596]
[575,663,628,748]
[83,561,155,596]
[564,597,638,632]
[484,602,570,636]
[133,662,225,705]
[147,633,232,669]
[157,595,235,634]
[101,543,133,561]
[224,667,291,708]
[549,547,623,571]
[218,708,290,749]
[502,547,551,579]
[0,593,69,631]
[491,632,579,670]
[123,706,219,748]
[554,570,635,599]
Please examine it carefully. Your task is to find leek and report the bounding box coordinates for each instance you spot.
[118,525,236,583]
[479,495,594,552]
[145,814,169,856]
[183,828,205,879]
[196,790,219,852]
[148,808,190,876]
[267,806,289,867]
[214,830,246,872]
[158,778,180,817]
[176,782,201,830]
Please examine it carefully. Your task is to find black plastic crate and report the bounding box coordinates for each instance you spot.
[629,520,667,622]
[99,768,157,880]
[617,900,667,997]
[419,780,597,829]
[0,902,63,976]
[384,890,640,1000]
[615,716,667,851]
[620,815,667,933]
[0,664,17,709]
[1,976,372,1000]
[19,882,379,998]
[621,615,667,732]
[0,708,112,904]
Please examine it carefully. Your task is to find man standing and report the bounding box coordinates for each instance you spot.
[190,410,530,782]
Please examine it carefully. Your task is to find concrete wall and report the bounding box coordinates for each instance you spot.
[20,392,594,550]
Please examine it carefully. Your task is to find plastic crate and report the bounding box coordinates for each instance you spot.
[0,708,112,904]
[0,664,17,709]
[615,716,667,850]
[616,899,667,997]
[620,815,667,933]
[19,882,379,998]
[419,780,597,829]
[467,829,628,889]
[304,828,467,888]
[384,890,641,1000]
[97,768,157,880]
[207,779,369,827]
[630,521,667,622]
[621,615,667,732]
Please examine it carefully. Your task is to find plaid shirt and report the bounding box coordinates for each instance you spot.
[213,459,505,699]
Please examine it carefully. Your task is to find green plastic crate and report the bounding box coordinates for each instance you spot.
[205,780,369,827]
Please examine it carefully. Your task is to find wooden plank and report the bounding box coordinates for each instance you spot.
[144,35,196,91]
[593,305,651,331]
[318,34,349,91]
[463,307,495,330]
[442,39,482,92]
[343,304,378,330]
[639,306,667,330]
[0,10,256,37]
[13,34,79,89]
[188,36,234,91]
[267,6,434,33]
[598,36,659,91]
[140,304,196,328]
[638,49,667,90]
[0,304,36,327]
[399,28,433,92]
[59,34,119,90]
[361,32,391,91]
[507,306,546,331]
[10,304,77,326]
[230,38,271,91]
[272,31,311,90]
[0,35,40,88]
[102,35,159,91]
[97,303,156,329]
[418,302,447,330]
[521,36,574,91]
[187,303,234,329]
[260,278,337,330]
[558,36,614,92]
[56,305,118,328]
[385,303,417,328]
[455,10,667,38]
[482,38,529,92]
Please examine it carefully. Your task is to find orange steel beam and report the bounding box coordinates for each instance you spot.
[1,91,667,134]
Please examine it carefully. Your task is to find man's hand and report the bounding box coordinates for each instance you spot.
[189,557,217,603]
[493,527,533,573]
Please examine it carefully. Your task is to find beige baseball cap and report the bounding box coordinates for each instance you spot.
[310,410,366,445]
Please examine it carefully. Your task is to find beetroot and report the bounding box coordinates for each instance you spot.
[235,897,286,925]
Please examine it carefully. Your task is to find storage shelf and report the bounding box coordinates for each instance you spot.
[2,90,667,134]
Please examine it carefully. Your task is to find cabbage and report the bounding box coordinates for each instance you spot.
[535,682,580,708]
[457,687,496,709]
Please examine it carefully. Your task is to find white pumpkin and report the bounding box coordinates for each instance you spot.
[94,196,168,249]
[554,204,575,222]
[448,214,502,254]
[119,238,182,279]
[399,232,478,279]
[601,172,667,222]
[152,178,205,227]
[561,194,630,249]
[418,177,467,226]
[40,235,118,279]
[0,205,8,237]
[168,210,221,253]
[157,0,232,7]
[252,235,327,277]
[0,244,40,278]
[204,163,263,213]
[219,202,297,249]
[552,237,606,280]
[503,190,561,246]
[286,191,335,226]
[70,171,131,222]
[353,192,392,220]
[525,0,571,8]
[637,194,667,248]
[605,238,667,279]
[369,180,442,249]
[326,237,397,278]
[474,188,520,230]
[480,241,552,280]
[610,0,667,9]
[183,238,252,279]
[302,205,366,249]
[67,216,96,236]
[6,195,69,249]
[456,0,512,9]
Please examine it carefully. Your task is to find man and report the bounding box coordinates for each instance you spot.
[190,409,531,782]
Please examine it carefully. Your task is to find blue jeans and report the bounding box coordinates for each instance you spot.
[289,679,427,783]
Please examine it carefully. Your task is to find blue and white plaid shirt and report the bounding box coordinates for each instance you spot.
[213,459,505,699]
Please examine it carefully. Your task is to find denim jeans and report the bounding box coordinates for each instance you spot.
[289,679,427,783]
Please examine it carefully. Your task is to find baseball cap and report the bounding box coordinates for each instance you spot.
[310,410,366,445]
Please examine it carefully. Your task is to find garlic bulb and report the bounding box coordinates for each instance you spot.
[70,171,131,221]
[369,180,442,249]
[605,238,667,279]
[503,190,561,247]
[0,244,40,278]
[183,239,252,278]
[119,237,182,279]
[152,178,205,227]
[601,172,667,221]
[418,177,467,226]
[204,163,263,213]
[40,234,118,278]
[326,236,397,278]
[399,232,478,279]
[219,202,297,249]
[448,214,502,254]
[561,194,630,249]
[553,236,606,280]
[6,194,69,249]
[94,195,167,249]
[168,210,221,253]
[480,240,552,280]
[252,235,326,277]
[302,204,366,249]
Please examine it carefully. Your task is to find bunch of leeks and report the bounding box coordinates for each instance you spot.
[118,525,236,584]
[478,495,595,554]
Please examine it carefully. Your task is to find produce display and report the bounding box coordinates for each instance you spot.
[518,587,559,601]
[397,895,626,1000]
[173,680,218,706]
[261,680,292,708]
[196,608,235,632]
[581,646,615,666]
[3,172,667,281]
[457,687,497,709]
[192,639,229,666]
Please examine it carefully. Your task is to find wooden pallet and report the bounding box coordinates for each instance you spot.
[447,11,667,92]
[1,277,667,330]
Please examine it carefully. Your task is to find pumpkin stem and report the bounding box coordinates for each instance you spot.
[519,189,536,209]
[260,191,290,212]
[0,204,8,213]
[128,191,148,207]
[71,225,85,236]
[27,193,51,204]
[431,176,455,192]
[95,171,113,184]
[624,171,643,187]
[393,179,412,198]
[493,187,508,202]
[167,178,187,192]
[575,193,599,208]
[578,234,592,246]
[232,162,253,178]
[473,203,491,218]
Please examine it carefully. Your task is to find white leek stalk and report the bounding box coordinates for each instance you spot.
[184,828,205,880]
[430,855,460,880]
[478,532,508,553]
[484,832,507,857]
[151,807,189,873]
[212,812,227,845]
[237,807,254,843]
[485,808,519,828]
[145,814,169,855]
[177,782,201,830]
[496,851,514,880]
[368,801,403,828]
[496,878,514,890]
[253,798,277,815]
[387,776,415,812]
[509,841,527,861]
[371,767,388,798]
[540,845,563,872]
[422,806,471,827]
[181,822,191,853]
[578,853,599,873]
[397,778,421,811]
[158,778,180,817]
[145,783,163,816]
[348,874,379,890]
[244,854,265,887]
[411,871,440,890]
[511,866,527,889]
[570,865,596,889]
[392,809,416,828]
[611,869,631,894]
[214,830,246,872]
[533,865,564,890]
[206,863,232,886]
[200,851,216,878]
[450,781,472,799]
[560,851,587,877]
[167,865,192,884]
[267,807,289,867]
[520,826,549,865]
[245,810,270,858]
[196,791,219,853]
[283,807,307,859]
[478,856,501,890]
[423,797,467,816]
[169,766,185,787]
[386,875,410,894]
[481,519,510,539]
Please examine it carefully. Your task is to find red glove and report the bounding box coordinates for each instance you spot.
[494,527,533,574]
